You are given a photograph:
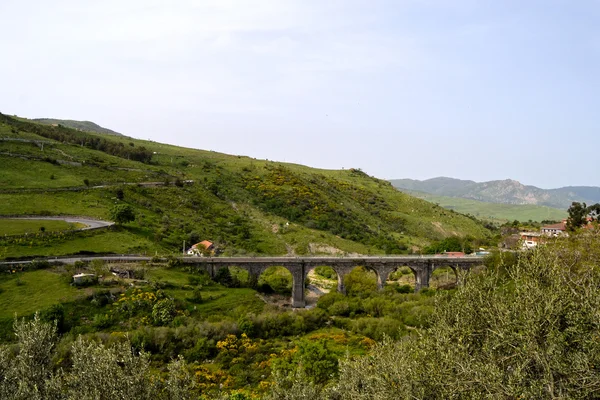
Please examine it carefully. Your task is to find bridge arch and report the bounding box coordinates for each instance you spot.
[341,265,380,295]
[303,265,338,305]
[431,263,458,289]
[386,265,418,290]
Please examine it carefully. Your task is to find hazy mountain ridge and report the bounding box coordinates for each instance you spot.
[32,118,124,136]
[390,177,600,210]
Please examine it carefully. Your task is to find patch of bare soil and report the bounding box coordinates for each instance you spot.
[308,243,344,255]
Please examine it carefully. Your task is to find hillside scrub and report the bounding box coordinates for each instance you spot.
[0,113,492,257]
[305,230,600,399]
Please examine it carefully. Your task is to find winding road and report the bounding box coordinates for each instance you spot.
[2,216,114,230]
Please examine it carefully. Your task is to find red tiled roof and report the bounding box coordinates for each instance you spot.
[193,240,213,249]
[542,222,566,230]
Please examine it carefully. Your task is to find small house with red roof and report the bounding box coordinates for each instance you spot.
[541,220,567,237]
[187,240,215,256]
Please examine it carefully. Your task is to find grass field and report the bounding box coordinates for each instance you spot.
[0,219,80,235]
[0,269,80,319]
[1,228,165,259]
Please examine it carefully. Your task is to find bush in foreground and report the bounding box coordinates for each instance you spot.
[325,232,600,399]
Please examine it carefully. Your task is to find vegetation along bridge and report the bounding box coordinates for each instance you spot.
[7,255,486,307]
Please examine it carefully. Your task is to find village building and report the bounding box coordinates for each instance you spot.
[520,232,543,248]
[541,220,567,237]
[187,240,215,256]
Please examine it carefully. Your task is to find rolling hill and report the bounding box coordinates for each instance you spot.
[0,113,492,259]
[405,192,567,223]
[30,118,124,136]
[390,177,600,210]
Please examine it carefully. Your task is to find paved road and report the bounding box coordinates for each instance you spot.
[3,216,114,230]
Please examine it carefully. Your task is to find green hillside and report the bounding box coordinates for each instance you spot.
[0,113,491,258]
[31,118,123,136]
[407,192,567,223]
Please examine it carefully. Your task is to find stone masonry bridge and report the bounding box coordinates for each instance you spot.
[180,256,486,307]
[1,255,486,308]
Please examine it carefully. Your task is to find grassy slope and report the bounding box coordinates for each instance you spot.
[0,113,491,258]
[404,192,567,223]
[30,118,123,136]
[0,219,78,235]
[0,270,80,319]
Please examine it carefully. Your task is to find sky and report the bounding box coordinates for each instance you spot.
[0,0,599,189]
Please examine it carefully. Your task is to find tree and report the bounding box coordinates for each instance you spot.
[587,203,600,222]
[110,204,136,225]
[0,314,58,399]
[214,267,235,287]
[297,340,339,385]
[567,201,587,231]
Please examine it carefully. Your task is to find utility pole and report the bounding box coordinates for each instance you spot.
[182,240,186,255]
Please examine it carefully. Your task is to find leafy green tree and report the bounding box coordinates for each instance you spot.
[0,314,58,400]
[298,340,339,385]
[110,204,136,225]
[152,298,176,326]
[165,355,195,400]
[587,203,600,222]
[567,201,588,231]
[215,267,235,287]
[60,336,154,399]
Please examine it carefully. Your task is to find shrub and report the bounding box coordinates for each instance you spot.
[328,232,600,398]
[314,266,336,279]
[188,288,202,304]
[92,313,113,329]
[40,304,66,333]
[152,298,176,326]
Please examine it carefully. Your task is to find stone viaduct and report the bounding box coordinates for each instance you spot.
[1,255,486,308]
[180,256,486,308]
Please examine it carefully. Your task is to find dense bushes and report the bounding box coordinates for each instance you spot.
[297,231,600,399]
[243,164,409,253]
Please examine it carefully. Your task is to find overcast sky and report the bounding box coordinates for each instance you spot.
[1,0,598,188]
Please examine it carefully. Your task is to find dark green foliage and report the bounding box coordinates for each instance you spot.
[314,266,336,279]
[423,236,473,254]
[152,298,176,326]
[39,304,65,333]
[257,267,292,295]
[110,203,136,224]
[1,114,151,162]
[344,266,377,296]
[297,340,339,384]
[184,337,216,362]
[588,203,600,221]
[214,267,237,287]
[394,284,412,294]
[188,287,202,303]
[567,201,588,231]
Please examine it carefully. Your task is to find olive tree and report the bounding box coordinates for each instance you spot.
[324,231,600,399]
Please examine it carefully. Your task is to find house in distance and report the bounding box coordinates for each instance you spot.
[187,240,215,256]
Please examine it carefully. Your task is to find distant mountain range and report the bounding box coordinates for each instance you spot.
[32,118,124,136]
[390,177,600,210]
